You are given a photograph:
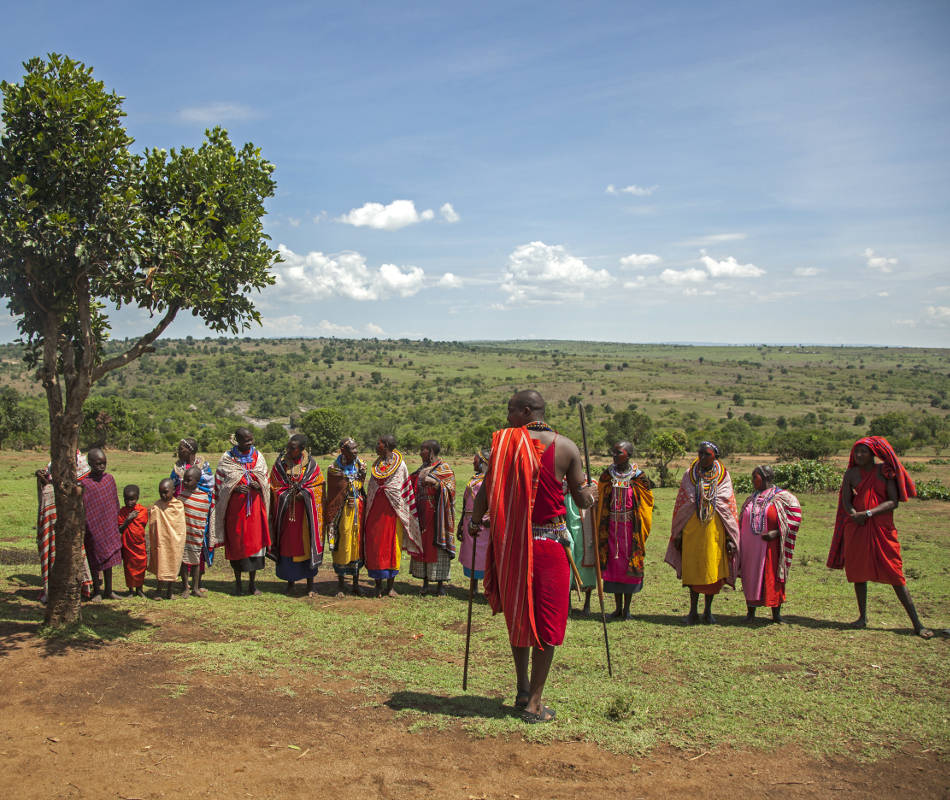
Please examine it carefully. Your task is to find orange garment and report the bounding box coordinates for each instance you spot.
[119,504,148,589]
[483,427,545,649]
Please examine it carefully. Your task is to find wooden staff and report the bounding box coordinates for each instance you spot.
[563,545,584,604]
[579,404,613,678]
[462,523,478,691]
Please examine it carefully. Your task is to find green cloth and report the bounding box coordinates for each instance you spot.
[565,493,596,589]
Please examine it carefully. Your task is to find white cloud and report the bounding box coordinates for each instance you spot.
[177,102,256,123]
[261,314,305,333]
[438,272,463,288]
[620,253,661,269]
[316,320,359,336]
[793,267,822,277]
[678,232,747,246]
[699,252,765,278]
[377,263,427,296]
[864,247,898,272]
[288,217,301,228]
[365,323,385,336]
[623,276,646,289]
[606,183,658,196]
[877,291,889,297]
[313,211,328,223]
[926,305,950,325]
[440,203,460,223]
[660,268,708,284]
[500,241,612,304]
[337,199,434,231]
[273,244,426,301]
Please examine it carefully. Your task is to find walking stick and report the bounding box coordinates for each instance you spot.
[462,529,478,691]
[579,405,613,677]
[563,546,585,604]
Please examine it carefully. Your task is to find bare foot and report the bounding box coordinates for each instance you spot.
[703,612,717,625]
[916,627,934,640]
[387,588,399,598]
[307,590,317,598]
[436,585,447,597]
[193,589,207,598]
[87,593,103,604]
[251,588,262,596]
[849,617,868,629]
[181,588,192,599]
[684,612,699,626]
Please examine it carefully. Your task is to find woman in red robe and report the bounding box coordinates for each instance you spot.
[827,436,933,639]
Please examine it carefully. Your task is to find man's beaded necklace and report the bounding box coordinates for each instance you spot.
[525,420,555,432]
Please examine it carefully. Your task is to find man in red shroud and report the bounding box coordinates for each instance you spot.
[471,390,596,723]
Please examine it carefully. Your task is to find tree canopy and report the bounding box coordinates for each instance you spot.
[0,54,278,625]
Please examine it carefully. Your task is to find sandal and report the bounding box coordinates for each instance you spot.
[521,705,556,724]
[514,690,530,710]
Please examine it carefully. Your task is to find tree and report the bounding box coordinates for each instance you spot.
[0,55,277,626]
[769,429,839,461]
[603,407,653,451]
[299,408,346,454]
[646,430,687,488]
[0,387,38,449]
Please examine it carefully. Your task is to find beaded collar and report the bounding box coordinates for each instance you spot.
[689,458,724,523]
[525,421,555,433]
[608,462,638,480]
[750,485,781,534]
[372,449,403,481]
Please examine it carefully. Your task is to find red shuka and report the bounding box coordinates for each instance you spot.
[119,504,148,589]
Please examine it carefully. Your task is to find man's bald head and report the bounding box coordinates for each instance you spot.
[509,390,545,413]
[507,389,546,427]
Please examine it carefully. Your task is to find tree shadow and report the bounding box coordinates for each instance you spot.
[386,689,515,720]
[0,585,154,658]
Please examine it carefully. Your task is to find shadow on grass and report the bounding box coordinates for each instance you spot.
[386,689,514,720]
[0,581,154,658]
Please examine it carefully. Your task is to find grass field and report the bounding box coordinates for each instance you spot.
[1,449,947,761]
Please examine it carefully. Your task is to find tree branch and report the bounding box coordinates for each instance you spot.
[75,273,96,399]
[92,303,180,381]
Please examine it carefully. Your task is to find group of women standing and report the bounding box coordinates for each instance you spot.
[557,434,931,638]
[57,428,932,638]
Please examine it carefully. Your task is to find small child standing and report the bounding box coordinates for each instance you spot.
[118,484,148,597]
[147,478,186,600]
[180,466,214,597]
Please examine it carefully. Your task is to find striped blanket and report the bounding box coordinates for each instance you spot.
[738,488,802,582]
[483,427,543,649]
[365,450,422,556]
[36,453,93,600]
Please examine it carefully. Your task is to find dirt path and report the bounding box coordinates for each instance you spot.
[0,618,945,800]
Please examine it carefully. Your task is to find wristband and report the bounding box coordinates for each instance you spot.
[865,510,872,519]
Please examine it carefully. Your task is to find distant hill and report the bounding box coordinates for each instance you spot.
[1,338,947,460]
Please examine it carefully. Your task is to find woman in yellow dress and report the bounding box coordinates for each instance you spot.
[664,442,739,624]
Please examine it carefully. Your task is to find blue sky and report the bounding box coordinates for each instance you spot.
[3,0,949,345]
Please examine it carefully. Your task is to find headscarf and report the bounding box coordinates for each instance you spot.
[827,435,915,571]
[698,441,720,458]
[850,436,916,502]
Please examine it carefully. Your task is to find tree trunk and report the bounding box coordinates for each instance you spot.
[41,305,91,628]
[44,411,86,627]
